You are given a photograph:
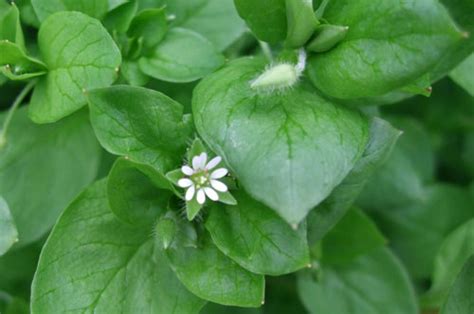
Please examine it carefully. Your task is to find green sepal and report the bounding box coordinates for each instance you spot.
[218,191,237,205]
[307,24,349,53]
[187,138,207,162]
[155,217,177,249]
[285,0,319,48]
[186,198,203,221]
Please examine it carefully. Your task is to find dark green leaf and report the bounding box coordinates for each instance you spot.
[120,60,150,86]
[31,180,206,313]
[88,85,193,172]
[103,0,138,34]
[128,7,167,51]
[307,0,462,99]
[298,248,418,314]
[31,0,109,22]
[450,53,474,97]
[0,108,100,246]
[29,12,121,123]
[206,190,310,275]
[0,197,18,256]
[440,256,474,314]
[193,57,369,224]
[139,28,224,83]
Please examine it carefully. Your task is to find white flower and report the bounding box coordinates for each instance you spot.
[177,152,228,205]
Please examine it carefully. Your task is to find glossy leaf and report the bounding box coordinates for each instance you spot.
[307,0,462,99]
[31,0,109,22]
[193,58,369,224]
[205,190,310,275]
[0,108,100,246]
[88,85,193,172]
[298,248,418,314]
[29,12,121,123]
[31,180,206,313]
[139,28,224,83]
[0,197,18,256]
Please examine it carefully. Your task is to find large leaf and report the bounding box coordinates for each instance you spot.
[423,218,474,308]
[164,0,246,51]
[307,117,400,243]
[307,0,462,99]
[0,107,100,246]
[205,190,310,275]
[440,256,474,314]
[88,85,193,172]
[193,57,369,224]
[234,0,286,43]
[31,0,109,22]
[29,12,121,123]
[163,215,265,308]
[139,28,224,83]
[297,248,418,314]
[371,184,474,279]
[0,197,18,256]
[450,53,474,97]
[31,180,206,313]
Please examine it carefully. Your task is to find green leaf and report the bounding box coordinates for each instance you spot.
[371,184,474,279]
[193,57,369,224]
[120,60,150,86]
[450,53,474,97]
[0,108,100,246]
[103,0,138,34]
[139,28,224,83]
[31,180,206,313]
[107,157,172,226]
[285,0,318,48]
[164,216,265,307]
[234,0,286,44]
[307,0,462,99]
[88,85,193,172]
[422,218,474,308]
[164,0,246,51]
[127,7,168,51]
[440,256,474,314]
[205,190,310,275]
[321,208,385,265]
[0,2,25,46]
[0,41,45,72]
[29,12,121,123]
[31,0,109,22]
[0,197,18,256]
[307,117,400,243]
[297,248,418,314]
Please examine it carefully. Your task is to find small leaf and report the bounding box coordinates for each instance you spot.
[103,0,138,34]
[450,53,474,97]
[88,85,193,172]
[0,197,18,256]
[128,7,168,51]
[139,28,225,83]
[285,0,318,48]
[306,24,348,53]
[31,0,109,22]
[29,12,122,123]
[206,190,310,275]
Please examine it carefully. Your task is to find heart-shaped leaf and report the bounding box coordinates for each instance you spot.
[193,58,369,224]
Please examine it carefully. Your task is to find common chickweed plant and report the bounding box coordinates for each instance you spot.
[0,0,473,313]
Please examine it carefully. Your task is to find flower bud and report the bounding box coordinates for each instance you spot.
[307,24,349,53]
[250,63,300,91]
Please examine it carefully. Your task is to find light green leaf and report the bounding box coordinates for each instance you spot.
[193,57,369,224]
[120,60,150,86]
[164,0,246,51]
[0,107,100,246]
[0,2,25,47]
[423,219,474,308]
[139,28,224,83]
[321,208,386,265]
[0,197,18,256]
[29,12,121,123]
[450,53,474,97]
[234,0,286,43]
[31,180,206,313]
[88,85,193,172]
[127,7,167,51]
[440,256,474,314]
[307,0,462,99]
[307,117,400,243]
[164,216,265,307]
[205,190,310,275]
[103,0,138,34]
[31,0,109,22]
[285,0,318,48]
[371,184,474,279]
[298,248,418,314]
[107,158,172,226]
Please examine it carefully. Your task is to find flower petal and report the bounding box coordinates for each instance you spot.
[204,187,219,201]
[178,178,193,188]
[197,188,206,204]
[192,155,201,170]
[198,152,207,169]
[206,156,222,170]
[181,165,194,176]
[211,179,228,192]
[185,185,195,201]
[211,168,228,179]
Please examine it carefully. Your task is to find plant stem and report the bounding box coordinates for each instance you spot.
[0,80,36,147]
[259,41,273,62]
